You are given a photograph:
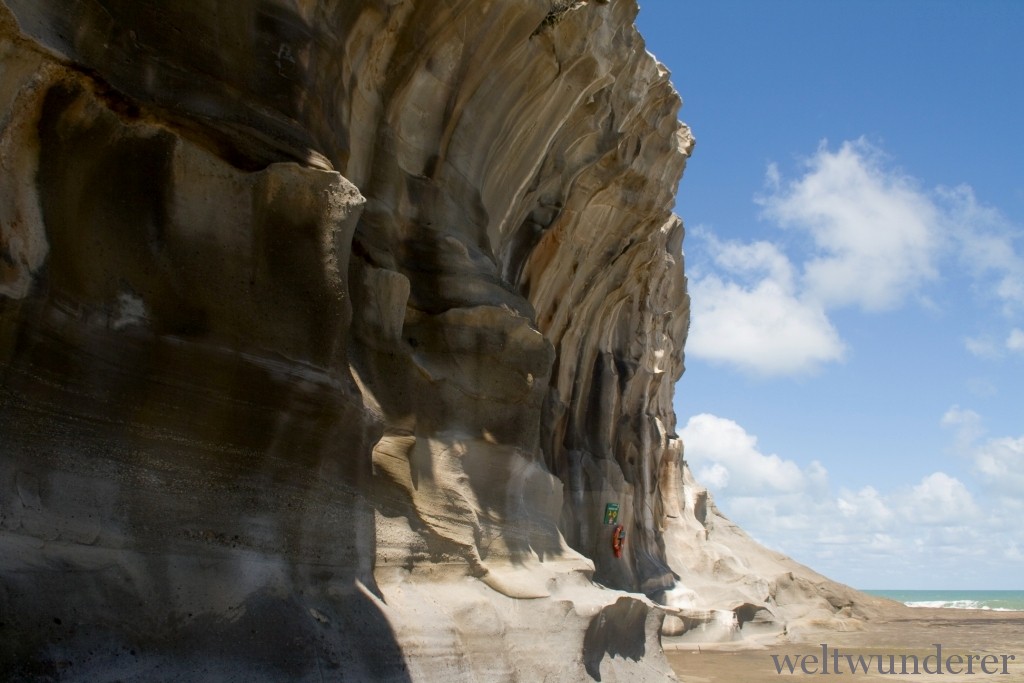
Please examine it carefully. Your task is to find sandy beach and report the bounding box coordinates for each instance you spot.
[667,609,1024,682]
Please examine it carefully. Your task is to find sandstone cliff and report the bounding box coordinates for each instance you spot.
[0,1,892,680]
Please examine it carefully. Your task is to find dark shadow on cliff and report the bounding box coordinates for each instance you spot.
[582,597,651,681]
[0,290,412,681]
[0,1,411,670]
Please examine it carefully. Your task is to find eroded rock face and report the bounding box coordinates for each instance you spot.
[0,0,689,678]
[0,0,883,680]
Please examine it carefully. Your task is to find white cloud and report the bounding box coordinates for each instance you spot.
[1007,328,1024,351]
[759,138,940,311]
[897,472,980,525]
[681,413,821,495]
[687,138,1024,377]
[996,277,1024,312]
[942,405,1024,495]
[963,327,1024,359]
[964,335,1002,359]
[701,236,796,287]
[687,275,845,376]
[941,405,984,450]
[972,436,1024,494]
[698,462,730,490]
[837,486,894,529]
[938,184,1024,314]
[682,412,1024,588]
[687,234,845,376]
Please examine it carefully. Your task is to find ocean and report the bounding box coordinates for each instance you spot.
[864,589,1024,611]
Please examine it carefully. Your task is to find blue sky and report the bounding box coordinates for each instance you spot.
[636,1,1024,589]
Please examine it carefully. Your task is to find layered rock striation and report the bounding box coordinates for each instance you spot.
[0,1,890,680]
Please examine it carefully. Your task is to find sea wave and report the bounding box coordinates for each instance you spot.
[904,600,1017,611]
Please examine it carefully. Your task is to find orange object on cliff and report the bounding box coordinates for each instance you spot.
[612,524,625,558]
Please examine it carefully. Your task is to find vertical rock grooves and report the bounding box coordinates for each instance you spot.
[1,0,885,681]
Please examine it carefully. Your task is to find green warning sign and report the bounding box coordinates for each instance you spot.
[603,503,619,525]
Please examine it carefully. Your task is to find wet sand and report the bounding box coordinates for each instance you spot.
[667,609,1024,682]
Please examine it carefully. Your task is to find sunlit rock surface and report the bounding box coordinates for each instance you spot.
[0,0,892,680]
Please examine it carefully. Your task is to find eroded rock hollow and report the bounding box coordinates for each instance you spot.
[1,1,884,680]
